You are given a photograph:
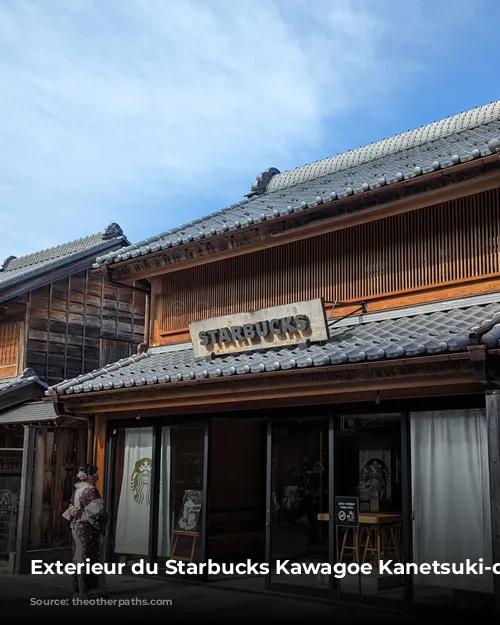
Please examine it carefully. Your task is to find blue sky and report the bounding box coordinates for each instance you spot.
[1,0,500,257]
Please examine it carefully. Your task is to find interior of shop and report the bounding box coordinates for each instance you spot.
[207,417,267,566]
[333,414,405,603]
[267,418,329,589]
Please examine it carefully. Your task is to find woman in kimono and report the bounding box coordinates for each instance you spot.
[63,463,109,597]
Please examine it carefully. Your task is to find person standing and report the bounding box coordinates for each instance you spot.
[63,463,109,597]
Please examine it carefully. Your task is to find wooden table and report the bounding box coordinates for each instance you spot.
[317,512,402,563]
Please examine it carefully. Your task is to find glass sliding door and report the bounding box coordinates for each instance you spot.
[107,420,209,577]
[266,418,330,596]
[157,424,208,577]
[333,414,408,610]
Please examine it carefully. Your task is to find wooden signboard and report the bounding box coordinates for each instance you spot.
[189,298,329,358]
[170,490,203,562]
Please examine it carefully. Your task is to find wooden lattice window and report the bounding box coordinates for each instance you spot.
[0,322,23,377]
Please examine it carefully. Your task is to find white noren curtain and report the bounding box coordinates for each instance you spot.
[410,409,492,594]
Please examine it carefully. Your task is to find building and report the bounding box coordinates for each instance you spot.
[49,101,500,614]
[0,224,147,571]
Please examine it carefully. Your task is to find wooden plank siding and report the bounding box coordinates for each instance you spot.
[24,269,146,386]
[29,426,88,550]
[0,321,24,378]
[153,188,500,344]
[100,338,136,368]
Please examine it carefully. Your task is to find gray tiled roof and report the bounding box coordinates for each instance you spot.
[0,368,47,395]
[50,301,500,396]
[0,223,127,292]
[95,100,500,268]
[265,100,500,193]
[0,400,57,424]
[0,376,19,392]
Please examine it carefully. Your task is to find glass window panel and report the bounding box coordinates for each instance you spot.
[334,414,404,605]
[269,418,329,589]
[158,425,205,563]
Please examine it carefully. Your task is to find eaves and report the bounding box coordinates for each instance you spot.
[107,154,500,283]
[0,238,128,304]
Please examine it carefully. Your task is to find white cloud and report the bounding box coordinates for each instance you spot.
[0,0,482,257]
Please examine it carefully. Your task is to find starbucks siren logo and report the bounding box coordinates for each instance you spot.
[131,457,152,505]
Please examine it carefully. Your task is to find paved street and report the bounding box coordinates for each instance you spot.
[0,565,415,621]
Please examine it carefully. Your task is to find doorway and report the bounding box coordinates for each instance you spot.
[106,420,209,579]
[264,412,412,608]
[266,417,330,596]
[333,413,409,610]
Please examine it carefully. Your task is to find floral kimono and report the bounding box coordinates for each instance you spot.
[63,464,108,596]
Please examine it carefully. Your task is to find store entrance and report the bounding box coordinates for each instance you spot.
[207,417,267,583]
[266,417,331,596]
[264,413,411,608]
[333,414,409,610]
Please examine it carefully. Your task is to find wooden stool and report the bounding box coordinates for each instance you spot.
[382,523,400,562]
[362,525,382,563]
[339,527,363,563]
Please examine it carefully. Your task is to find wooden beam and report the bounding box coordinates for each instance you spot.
[22,292,30,370]
[45,283,53,383]
[86,418,94,464]
[100,382,482,419]
[112,166,500,282]
[15,425,36,574]
[94,415,107,493]
[485,390,500,615]
[63,367,477,414]
[82,269,89,373]
[63,275,71,380]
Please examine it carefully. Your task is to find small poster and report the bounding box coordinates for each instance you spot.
[176,489,203,533]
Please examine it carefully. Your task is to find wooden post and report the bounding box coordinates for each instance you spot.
[486,390,500,615]
[86,418,94,464]
[15,425,36,574]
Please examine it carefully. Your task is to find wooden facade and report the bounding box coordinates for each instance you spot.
[28,425,88,551]
[0,269,146,386]
[48,160,500,490]
[0,232,147,570]
[152,187,500,343]
[48,108,500,614]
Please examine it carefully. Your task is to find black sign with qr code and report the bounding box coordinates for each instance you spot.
[335,496,360,527]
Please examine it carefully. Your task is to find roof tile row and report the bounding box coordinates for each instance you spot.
[50,302,500,396]
[95,102,500,268]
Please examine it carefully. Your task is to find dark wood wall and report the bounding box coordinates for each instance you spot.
[29,426,88,550]
[24,269,146,386]
[153,188,500,342]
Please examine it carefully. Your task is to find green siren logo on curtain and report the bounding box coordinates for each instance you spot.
[130,458,152,505]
